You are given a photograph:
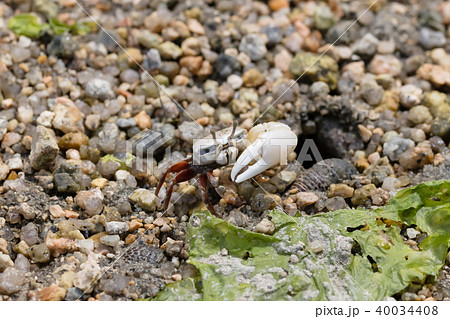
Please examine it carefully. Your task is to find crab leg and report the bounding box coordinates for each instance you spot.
[155,158,192,196]
[199,173,216,215]
[163,167,197,211]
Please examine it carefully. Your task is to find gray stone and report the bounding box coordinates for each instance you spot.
[0,267,26,295]
[100,235,120,247]
[29,126,59,170]
[85,79,114,100]
[178,121,205,144]
[383,136,415,161]
[47,33,78,58]
[20,223,40,246]
[239,34,267,61]
[418,28,446,49]
[105,221,129,235]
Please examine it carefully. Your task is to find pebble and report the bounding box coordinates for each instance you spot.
[162,238,184,256]
[370,188,390,206]
[100,235,120,247]
[381,177,401,192]
[0,253,14,272]
[159,42,182,60]
[29,126,60,170]
[324,197,348,211]
[227,74,243,89]
[296,192,319,207]
[134,111,152,130]
[361,80,383,106]
[0,267,26,295]
[352,33,379,56]
[85,79,114,100]
[105,221,130,235]
[47,33,78,58]
[328,184,354,198]
[418,28,446,49]
[239,34,267,61]
[178,121,204,144]
[38,284,67,301]
[309,81,330,99]
[408,105,433,124]
[406,228,420,240]
[75,189,104,216]
[398,144,434,170]
[369,54,402,76]
[242,68,265,87]
[129,189,157,211]
[315,5,335,31]
[29,243,50,263]
[20,223,40,246]
[383,136,415,161]
[52,99,84,133]
[400,85,422,108]
[254,218,276,235]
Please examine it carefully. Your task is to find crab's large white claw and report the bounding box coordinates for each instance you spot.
[231,122,297,183]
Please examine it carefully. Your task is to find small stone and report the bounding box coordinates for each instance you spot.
[180,56,203,74]
[129,188,157,211]
[0,253,14,272]
[408,106,433,124]
[0,163,9,181]
[242,68,265,87]
[159,42,182,60]
[162,238,184,256]
[21,223,40,246]
[254,218,276,235]
[370,188,390,206]
[36,111,55,127]
[361,79,383,106]
[351,184,376,206]
[134,111,152,130]
[85,79,114,100]
[369,54,402,76]
[328,184,354,198]
[417,64,450,87]
[227,74,243,90]
[91,178,106,190]
[309,81,330,99]
[239,34,267,62]
[314,5,335,31]
[58,132,89,149]
[383,136,415,161]
[406,228,420,239]
[38,284,66,301]
[47,33,78,58]
[105,221,129,235]
[398,144,434,170]
[296,192,319,207]
[52,99,84,133]
[100,235,120,247]
[75,189,104,216]
[29,126,59,170]
[400,85,422,109]
[290,52,338,89]
[418,28,446,49]
[29,243,50,263]
[289,254,299,264]
[381,177,401,192]
[358,125,373,142]
[178,121,204,144]
[0,267,26,295]
[6,157,23,170]
[49,205,66,218]
[324,197,348,211]
[268,0,289,11]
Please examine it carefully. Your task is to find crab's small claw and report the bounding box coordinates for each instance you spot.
[231,122,297,183]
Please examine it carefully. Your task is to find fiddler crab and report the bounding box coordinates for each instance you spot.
[155,121,298,215]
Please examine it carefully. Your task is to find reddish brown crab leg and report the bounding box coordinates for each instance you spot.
[199,173,216,215]
[163,168,197,211]
[155,159,192,196]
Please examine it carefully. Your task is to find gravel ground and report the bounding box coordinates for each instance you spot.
[0,0,449,301]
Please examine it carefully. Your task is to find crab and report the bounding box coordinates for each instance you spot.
[155,122,298,214]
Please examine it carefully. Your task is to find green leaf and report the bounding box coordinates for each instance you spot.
[152,277,202,301]
[49,18,72,35]
[154,180,450,301]
[8,14,49,38]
